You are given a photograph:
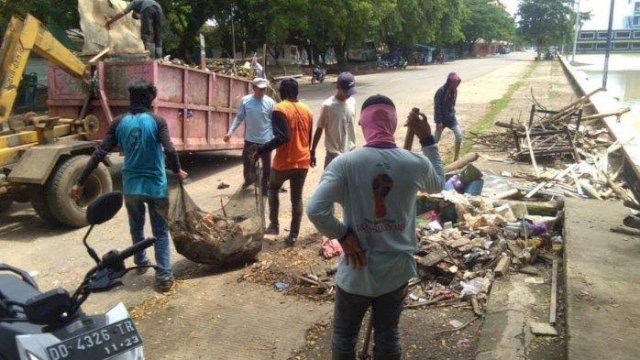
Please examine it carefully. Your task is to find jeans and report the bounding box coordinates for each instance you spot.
[268,168,308,236]
[124,195,172,281]
[332,284,408,356]
[243,141,271,192]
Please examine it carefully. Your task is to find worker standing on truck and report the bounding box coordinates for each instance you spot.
[433,72,463,161]
[105,0,165,58]
[224,78,275,193]
[70,79,188,293]
[257,78,313,246]
[310,72,357,169]
[306,95,444,359]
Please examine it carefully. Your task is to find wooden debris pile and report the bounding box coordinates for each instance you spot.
[158,57,255,79]
[409,192,562,314]
[472,88,637,203]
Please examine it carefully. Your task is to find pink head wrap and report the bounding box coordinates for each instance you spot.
[360,103,398,147]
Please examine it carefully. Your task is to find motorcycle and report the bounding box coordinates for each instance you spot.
[311,65,326,84]
[0,192,156,360]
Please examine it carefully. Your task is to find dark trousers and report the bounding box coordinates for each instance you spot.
[268,168,308,236]
[243,141,271,192]
[140,5,163,55]
[332,284,408,356]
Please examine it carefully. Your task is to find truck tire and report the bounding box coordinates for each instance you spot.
[30,185,60,225]
[47,155,113,228]
[0,196,12,213]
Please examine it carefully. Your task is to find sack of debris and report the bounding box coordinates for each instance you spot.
[165,178,264,266]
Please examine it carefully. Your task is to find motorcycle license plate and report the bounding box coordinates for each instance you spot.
[46,319,142,360]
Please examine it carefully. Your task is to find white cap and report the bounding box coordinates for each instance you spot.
[251,78,269,89]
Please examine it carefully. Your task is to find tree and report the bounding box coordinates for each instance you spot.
[462,0,515,54]
[0,0,78,30]
[517,0,574,59]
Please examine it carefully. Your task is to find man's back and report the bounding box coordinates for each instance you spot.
[318,96,356,154]
[116,112,166,198]
[272,100,313,170]
[309,145,443,296]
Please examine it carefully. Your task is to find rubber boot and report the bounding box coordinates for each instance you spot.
[332,348,355,360]
[373,352,402,360]
[144,42,156,58]
[155,46,163,59]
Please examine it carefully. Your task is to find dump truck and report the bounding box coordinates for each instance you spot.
[0,15,250,227]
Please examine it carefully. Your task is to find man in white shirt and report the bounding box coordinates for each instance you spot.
[311,72,357,169]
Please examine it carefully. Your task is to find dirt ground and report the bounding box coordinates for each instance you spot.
[2,51,562,359]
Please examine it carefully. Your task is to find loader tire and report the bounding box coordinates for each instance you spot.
[47,155,113,228]
[0,196,12,213]
[30,185,60,225]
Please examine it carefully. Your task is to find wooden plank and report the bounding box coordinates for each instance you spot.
[495,254,511,276]
[444,152,479,172]
[416,251,448,267]
[549,258,559,325]
[525,126,539,176]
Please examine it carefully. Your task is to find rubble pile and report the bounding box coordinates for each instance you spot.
[159,57,255,79]
[409,191,562,313]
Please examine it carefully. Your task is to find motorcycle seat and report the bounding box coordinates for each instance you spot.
[0,274,40,306]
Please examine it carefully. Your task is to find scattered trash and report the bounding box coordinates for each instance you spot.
[449,320,464,328]
[529,322,558,336]
[457,338,472,348]
[274,281,289,291]
[524,277,545,284]
[217,182,230,189]
[320,237,343,259]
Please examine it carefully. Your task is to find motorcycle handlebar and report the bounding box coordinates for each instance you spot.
[114,238,156,263]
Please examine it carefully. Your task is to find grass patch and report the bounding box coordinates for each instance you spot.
[443,61,540,163]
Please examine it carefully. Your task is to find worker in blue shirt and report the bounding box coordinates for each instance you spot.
[71,79,187,293]
[224,78,275,193]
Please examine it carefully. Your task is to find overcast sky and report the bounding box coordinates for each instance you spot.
[502,0,617,30]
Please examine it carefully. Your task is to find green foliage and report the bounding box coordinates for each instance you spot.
[517,0,575,59]
[462,0,515,45]
[0,0,78,30]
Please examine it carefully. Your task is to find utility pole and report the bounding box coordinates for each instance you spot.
[603,0,615,89]
[571,0,581,64]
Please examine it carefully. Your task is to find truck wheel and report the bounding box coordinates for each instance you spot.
[30,185,60,225]
[47,155,113,228]
[0,196,12,213]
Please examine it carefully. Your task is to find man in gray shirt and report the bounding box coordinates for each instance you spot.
[307,95,444,359]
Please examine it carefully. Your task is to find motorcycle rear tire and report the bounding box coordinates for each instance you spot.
[319,76,324,84]
[311,77,316,84]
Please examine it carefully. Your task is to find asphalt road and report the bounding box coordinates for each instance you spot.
[0,52,532,358]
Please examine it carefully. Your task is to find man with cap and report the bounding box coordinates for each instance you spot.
[310,72,357,169]
[257,78,313,246]
[224,78,276,193]
[105,0,165,58]
[306,95,444,359]
[433,72,463,161]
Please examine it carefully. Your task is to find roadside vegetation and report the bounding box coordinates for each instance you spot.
[1,0,583,64]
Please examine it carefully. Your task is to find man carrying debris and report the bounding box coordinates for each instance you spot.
[434,72,463,161]
[306,95,444,359]
[224,78,275,193]
[70,79,188,293]
[310,72,357,169]
[105,0,164,58]
[257,78,313,246]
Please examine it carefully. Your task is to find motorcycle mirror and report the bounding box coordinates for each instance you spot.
[86,192,123,225]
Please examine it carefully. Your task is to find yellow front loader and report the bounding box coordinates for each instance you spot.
[0,15,112,227]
